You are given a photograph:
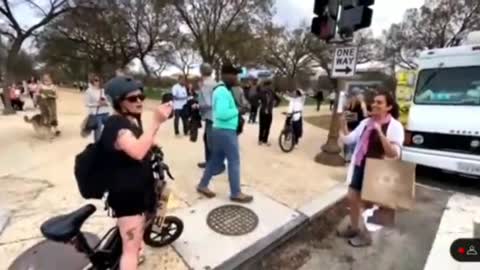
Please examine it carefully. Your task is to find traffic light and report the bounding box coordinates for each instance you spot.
[311,16,336,41]
[314,0,329,15]
[311,0,338,41]
[339,0,374,32]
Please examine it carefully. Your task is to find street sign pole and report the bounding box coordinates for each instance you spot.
[314,45,358,167]
[314,77,345,166]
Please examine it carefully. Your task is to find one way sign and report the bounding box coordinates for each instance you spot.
[332,46,358,78]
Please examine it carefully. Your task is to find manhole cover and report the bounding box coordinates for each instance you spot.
[206,205,259,236]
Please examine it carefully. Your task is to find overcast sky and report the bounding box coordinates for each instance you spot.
[11,0,426,75]
[16,0,425,37]
[274,0,425,36]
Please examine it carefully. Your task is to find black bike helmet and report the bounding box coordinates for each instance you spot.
[104,76,144,105]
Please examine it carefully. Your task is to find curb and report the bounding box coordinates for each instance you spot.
[298,183,347,220]
[0,208,11,236]
[231,183,347,270]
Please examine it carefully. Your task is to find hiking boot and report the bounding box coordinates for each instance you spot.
[230,193,254,203]
[196,187,216,198]
[336,225,359,238]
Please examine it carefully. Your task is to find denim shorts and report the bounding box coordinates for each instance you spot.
[349,165,365,192]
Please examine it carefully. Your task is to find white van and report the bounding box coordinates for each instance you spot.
[402,32,480,177]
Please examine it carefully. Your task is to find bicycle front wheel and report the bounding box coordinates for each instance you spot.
[279,130,295,153]
[144,216,184,248]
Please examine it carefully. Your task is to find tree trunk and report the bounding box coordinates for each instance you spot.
[2,39,24,115]
[140,56,151,77]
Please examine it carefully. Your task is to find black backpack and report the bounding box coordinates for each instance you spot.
[74,143,107,199]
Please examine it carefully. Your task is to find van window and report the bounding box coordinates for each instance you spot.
[414,66,480,105]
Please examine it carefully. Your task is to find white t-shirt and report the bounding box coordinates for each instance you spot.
[286,96,305,121]
[171,83,188,110]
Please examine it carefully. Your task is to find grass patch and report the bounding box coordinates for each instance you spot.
[144,87,166,100]
[304,115,332,130]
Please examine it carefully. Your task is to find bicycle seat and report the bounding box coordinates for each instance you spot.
[40,204,96,242]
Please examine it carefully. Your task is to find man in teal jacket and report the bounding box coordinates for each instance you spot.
[197,64,253,203]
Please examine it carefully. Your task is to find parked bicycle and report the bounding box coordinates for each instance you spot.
[8,147,183,270]
[278,111,301,153]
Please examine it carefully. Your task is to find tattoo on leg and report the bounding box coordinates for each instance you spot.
[126,227,136,241]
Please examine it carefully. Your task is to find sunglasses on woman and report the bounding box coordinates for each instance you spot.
[125,94,146,103]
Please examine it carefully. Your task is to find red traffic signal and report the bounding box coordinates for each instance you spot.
[311,16,336,41]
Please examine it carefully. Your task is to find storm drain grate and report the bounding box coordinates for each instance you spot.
[206,205,259,236]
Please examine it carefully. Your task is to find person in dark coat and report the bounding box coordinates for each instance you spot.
[184,90,202,142]
[247,76,260,124]
[258,80,280,146]
[315,90,324,111]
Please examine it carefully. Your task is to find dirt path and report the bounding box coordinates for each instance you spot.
[0,89,345,269]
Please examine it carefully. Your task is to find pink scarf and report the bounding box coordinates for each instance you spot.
[354,114,392,166]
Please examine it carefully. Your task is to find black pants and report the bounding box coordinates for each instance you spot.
[174,109,189,135]
[203,120,213,162]
[316,100,322,111]
[292,118,303,145]
[259,112,273,143]
[11,99,24,111]
[249,106,258,123]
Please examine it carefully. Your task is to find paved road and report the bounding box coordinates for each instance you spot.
[265,168,480,270]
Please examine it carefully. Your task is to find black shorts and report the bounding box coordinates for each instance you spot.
[108,189,155,218]
[349,165,365,192]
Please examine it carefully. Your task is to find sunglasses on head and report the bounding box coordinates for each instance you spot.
[125,94,146,103]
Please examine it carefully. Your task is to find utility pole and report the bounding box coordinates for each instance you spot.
[311,0,374,166]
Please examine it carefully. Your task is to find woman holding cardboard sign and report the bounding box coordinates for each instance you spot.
[337,90,404,247]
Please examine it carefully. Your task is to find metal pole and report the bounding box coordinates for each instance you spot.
[314,78,345,166]
[314,1,347,167]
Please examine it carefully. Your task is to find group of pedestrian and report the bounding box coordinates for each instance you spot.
[13,74,61,137]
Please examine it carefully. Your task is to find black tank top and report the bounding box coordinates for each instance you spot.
[100,115,153,193]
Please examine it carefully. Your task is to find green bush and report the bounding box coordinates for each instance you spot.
[144,87,166,100]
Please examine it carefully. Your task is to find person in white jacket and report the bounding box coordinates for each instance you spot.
[284,89,306,145]
[337,90,404,247]
[84,75,110,141]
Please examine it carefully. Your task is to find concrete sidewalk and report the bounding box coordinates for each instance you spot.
[0,90,346,269]
[423,192,480,270]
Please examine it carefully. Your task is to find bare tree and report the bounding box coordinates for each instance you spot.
[173,0,274,68]
[0,0,71,113]
[118,0,177,77]
[263,25,313,82]
[377,0,480,71]
[166,37,199,79]
[39,0,175,78]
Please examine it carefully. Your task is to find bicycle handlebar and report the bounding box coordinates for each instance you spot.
[282,111,302,116]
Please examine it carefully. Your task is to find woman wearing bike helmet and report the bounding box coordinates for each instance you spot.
[101,76,172,269]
